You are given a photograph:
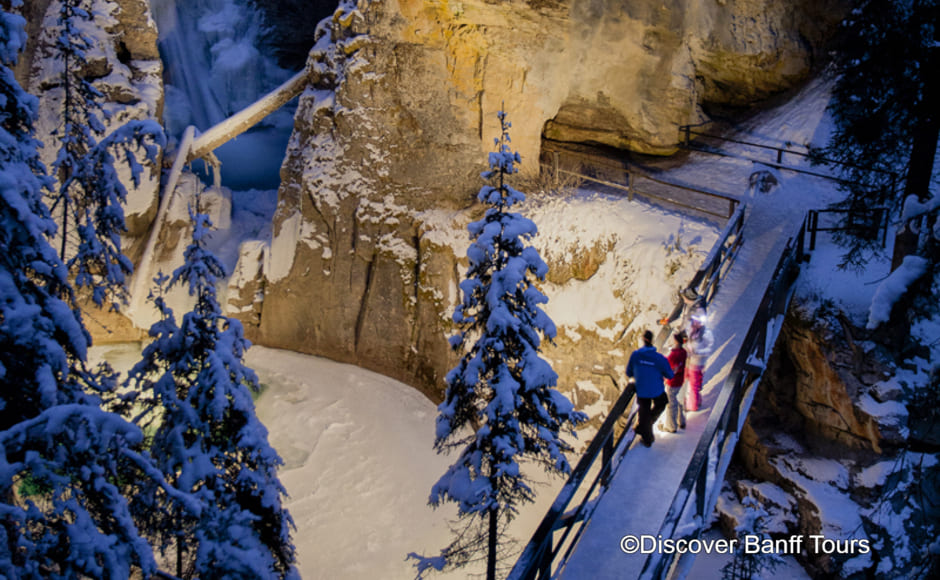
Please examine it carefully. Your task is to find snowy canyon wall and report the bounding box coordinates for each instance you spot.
[13,0,846,400]
[19,0,163,244]
[726,305,936,576]
[231,0,846,401]
[18,0,164,342]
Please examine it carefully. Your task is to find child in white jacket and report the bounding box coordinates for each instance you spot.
[685,308,713,411]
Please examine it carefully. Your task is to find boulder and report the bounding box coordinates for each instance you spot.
[731,304,932,577]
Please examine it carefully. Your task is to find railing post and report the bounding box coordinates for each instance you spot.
[880,207,888,248]
[553,151,560,188]
[684,125,691,148]
[628,171,635,202]
[695,465,708,518]
[538,543,551,580]
[602,433,614,475]
[776,148,783,164]
[727,380,741,435]
[809,210,818,251]
[797,214,808,262]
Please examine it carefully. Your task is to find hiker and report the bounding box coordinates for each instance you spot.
[685,308,713,412]
[659,331,688,433]
[626,329,674,447]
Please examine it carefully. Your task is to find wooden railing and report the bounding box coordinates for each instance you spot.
[806,207,889,249]
[540,144,739,220]
[507,202,750,580]
[506,378,639,580]
[638,215,808,580]
[509,122,883,579]
[678,123,899,203]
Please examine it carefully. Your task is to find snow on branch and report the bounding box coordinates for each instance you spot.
[866,255,929,329]
[900,192,940,222]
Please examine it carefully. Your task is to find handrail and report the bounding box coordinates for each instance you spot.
[539,146,739,219]
[508,202,749,580]
[507,380,638,580]
[654,202,746,347]
[678,125,899,199]
[679,124,897,177]
[682,127,815,163]
[807,207,889,250]
[639,215,808,580]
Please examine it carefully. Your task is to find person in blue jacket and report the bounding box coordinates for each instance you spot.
[626,329,674,447]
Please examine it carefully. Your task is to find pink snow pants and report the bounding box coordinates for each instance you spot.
[686,365,703,411]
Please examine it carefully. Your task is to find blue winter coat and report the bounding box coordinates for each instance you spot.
[626,346,674,398]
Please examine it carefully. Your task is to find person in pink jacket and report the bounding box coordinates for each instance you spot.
[685,308,713,412]
[660,331,688,433]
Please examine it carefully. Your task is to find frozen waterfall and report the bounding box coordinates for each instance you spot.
[149,0,296,189]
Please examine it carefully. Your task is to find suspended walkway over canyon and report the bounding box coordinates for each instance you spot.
[511,123,885,580]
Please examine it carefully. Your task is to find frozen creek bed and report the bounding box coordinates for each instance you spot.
[91,343,564,579]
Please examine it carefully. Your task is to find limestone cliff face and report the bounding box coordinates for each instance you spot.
[233,0,845,400]
[372,0,842,163]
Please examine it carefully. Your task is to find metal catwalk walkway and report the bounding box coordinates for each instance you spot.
[509,161,833,578]
[555,179,812,579]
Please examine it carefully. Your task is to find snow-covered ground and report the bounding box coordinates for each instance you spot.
[246,347,470,579]
[90,342,564,579]
[524,190,719,341]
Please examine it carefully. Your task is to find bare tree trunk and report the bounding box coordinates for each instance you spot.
[59,2,72,263]
[891,220,920,271]
[176,502,185,579]
[893,48,940,270]
[487,508,497,580]
[176,533,182,578]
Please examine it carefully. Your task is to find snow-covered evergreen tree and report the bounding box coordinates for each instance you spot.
[821,0,939,269]
[0,5,168,575]
[860,450,939,577]
[410,111,586,580]
[721,497,784,580]
[126,199,297,579]
[51,0,164,310]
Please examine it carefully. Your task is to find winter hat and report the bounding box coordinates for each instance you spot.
[680,287,700,304]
